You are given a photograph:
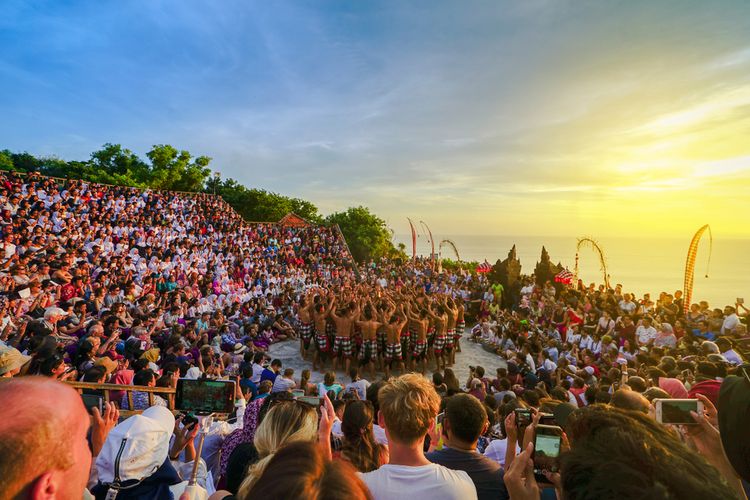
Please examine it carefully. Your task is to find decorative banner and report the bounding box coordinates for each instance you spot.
[683,224,712,314]
[476,260,492,273]
[555,269,574,284]
[407,218,417,261]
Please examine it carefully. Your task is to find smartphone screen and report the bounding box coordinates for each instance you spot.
[658,399,699,424]
[175,379,236,414]
[515,408,532,428]
[534,424,563,474]
[81,394,103,414]
[298,396,323,407]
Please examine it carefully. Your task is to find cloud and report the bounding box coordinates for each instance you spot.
[0,0,749,237]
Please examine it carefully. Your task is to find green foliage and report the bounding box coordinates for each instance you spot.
[325,206,397,262]
[0,150,14,171]
[212,178,322,223]
[146,144,212,192]
[440,258,480,272]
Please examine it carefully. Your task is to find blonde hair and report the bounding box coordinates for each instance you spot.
[237,401,318,499]
[378,373,441,444]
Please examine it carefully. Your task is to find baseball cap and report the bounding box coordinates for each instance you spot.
[0,346,31,375]
[95,406,175,485]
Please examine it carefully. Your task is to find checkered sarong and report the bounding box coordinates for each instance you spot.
[300,322,313,349]
[385,342,402,362]
[433,333,447,355]
[412,339,428,361]
[359,338,378,363]
[333,336,353,358]
[315,327,329,352]
[445,328,456,351]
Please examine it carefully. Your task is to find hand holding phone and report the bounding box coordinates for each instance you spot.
[654,399,703,425]
[533,424,563,479]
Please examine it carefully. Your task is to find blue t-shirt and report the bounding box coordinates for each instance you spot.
[260,368,278,384]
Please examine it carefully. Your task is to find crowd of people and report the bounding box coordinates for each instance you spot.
[0,170,748,499]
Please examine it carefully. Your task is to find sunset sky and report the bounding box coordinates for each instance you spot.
[1,1,749,238]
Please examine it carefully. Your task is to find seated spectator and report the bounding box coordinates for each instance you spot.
[542,405,742,499]
[610,388,651,414]
[0,378,93,499]
[339,400,388,472]
[235,398,320,497]
[241,441,372,499]
[0,345,31,377]
[360,373,477,500]
[121,368,167,410]
[426,393,509,500]
[318,371,344,399]
[271,367,296,393]
[92,406,206,499]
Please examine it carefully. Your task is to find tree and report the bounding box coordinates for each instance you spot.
[89,143,149,185]
[0,150,14,170]
[325,206,396,262]
[146,144,211,192]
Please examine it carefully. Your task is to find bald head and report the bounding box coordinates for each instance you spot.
[0,377,91,500]
[610,389,651,414]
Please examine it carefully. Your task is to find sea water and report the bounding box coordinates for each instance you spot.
[393,234,749,308]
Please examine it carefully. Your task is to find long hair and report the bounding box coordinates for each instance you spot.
[443,368,460,392]
[341,401,382,472]
[237,401,317,497]
[562,405,738,499]
[241,441,372,500]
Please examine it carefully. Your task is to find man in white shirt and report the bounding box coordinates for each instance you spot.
[360,374,477,500]
[721,306,739,335]
[636,317,657,347]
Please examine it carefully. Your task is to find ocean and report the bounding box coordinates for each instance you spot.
[392,234,749,308]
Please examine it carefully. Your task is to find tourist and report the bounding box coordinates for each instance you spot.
[0,378,94,499]
[359,374,477,499]
[426,393,509,500]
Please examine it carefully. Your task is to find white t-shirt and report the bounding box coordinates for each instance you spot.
[373,424,388,445]
[483,438,520,466]
[360,463,477,500]
[636,325,657,345]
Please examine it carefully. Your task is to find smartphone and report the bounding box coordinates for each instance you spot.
[175,379,236,414]
[81,394,103,414]
[738,298,744,305]
[539,413,556,426]
[533,424,563,477]
[298,396,323,407]
[178,412,200,431]
[515,408,533,428]
[654,399,703,425]
[437,412,445,426]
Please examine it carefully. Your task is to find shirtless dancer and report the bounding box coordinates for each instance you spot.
[298,293,315,358]
[330,298,360,374]
[406,302,430,374]
[355,300,382,380]
[445,296,459,366]
[383,304,407,379]
[455,297,465,353]
[312,297,334,371]
[428,300,449,372]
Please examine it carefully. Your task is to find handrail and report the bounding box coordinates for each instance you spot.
[66,381,176,417]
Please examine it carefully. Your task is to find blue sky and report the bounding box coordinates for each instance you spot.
[2,1,749,238]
